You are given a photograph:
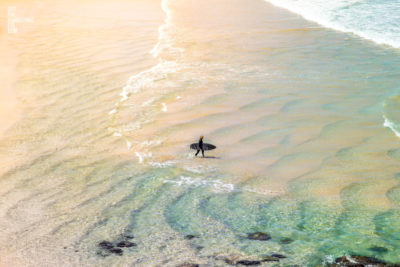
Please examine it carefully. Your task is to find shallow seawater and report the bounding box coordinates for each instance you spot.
[2,0,400,266]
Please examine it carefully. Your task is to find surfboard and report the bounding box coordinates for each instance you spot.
[190,143,216,151]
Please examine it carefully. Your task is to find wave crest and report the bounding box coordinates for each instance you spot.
[265,0,400,48]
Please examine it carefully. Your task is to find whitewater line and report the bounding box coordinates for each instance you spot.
[108,0,174,154]
[264,0,400,49]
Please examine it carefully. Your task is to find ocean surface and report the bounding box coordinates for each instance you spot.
[2,0,400,266]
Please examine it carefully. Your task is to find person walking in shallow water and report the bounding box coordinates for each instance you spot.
[190,136,216,158]
[195,136,204,157]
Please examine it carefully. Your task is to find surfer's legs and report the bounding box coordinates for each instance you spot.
[201,149,204,157]
[195,150,200,156]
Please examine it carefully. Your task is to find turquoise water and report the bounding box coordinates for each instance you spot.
[2,0,400,266]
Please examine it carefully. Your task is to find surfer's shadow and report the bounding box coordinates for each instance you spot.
[199,156,221,159]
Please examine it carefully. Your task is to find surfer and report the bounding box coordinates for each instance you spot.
[195,136,204,157]
[190,136,216,158]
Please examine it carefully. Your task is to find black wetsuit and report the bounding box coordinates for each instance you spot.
[195,138,204,157]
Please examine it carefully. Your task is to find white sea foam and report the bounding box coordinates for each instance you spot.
[264,0,400,48]
[163,176,284,195]
[126,140,132,150]
[119,0,184,104]
[323,255,335,265]
[113,132,122,137]
[161,103,168,112]
[163,176,235,193]
[150,0,170,58]
[141,97,156,107]
[182,165,217,174]
[119,61,181,102]
[150,0,185,59]
[183,166,203,174]
[139,140,163,147]
[135,152,153,164]
[244,187,284,196]
[383,115,400,138]
[148,160,176,168]
[110,0,188,164]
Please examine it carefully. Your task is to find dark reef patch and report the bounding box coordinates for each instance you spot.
[368,246,389,253]
[97,236,137,257]
[184,234,198,240]
[279,237,294,244]
[246,232,271,241]
[117,241,136,248]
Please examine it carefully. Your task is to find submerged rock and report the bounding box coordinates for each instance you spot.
[369,246,389,253]
[247,232,271,241]
[221,255,281,265]
[98,241,114,250]
[124,234,134,240]
[261,256,280,262]
[176,263,199,267]
[117,241,136,248]
[109,248,123,256]
[98,240,130,256]
[341,255,384,265]
[185,234,198,240]
[333,255,399,267]
[236,260,262,266]
[270,253,286,259]
[279,238,294,244]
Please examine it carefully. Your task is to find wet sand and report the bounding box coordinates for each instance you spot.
[0,36,21,138]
